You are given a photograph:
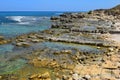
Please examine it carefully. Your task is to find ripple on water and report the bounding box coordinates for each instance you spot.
[0,44,14,54]
[0,24,50,38]
[0,44,27,74]
[0,59,27,74]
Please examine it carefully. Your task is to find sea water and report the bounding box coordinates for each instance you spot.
[0,11,62,38]
[0,11,106,75]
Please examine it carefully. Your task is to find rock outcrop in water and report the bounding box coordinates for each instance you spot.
[0,36,11,45]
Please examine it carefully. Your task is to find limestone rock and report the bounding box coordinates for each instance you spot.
[61,50,72,54]
[16,42,30,47]
[102,60,118,69]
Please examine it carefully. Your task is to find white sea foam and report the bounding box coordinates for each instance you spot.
[5,16,50,25]
[17,22,30,25]
[6,16,25,22]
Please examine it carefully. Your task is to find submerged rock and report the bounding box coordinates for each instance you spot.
[29,72,51,80]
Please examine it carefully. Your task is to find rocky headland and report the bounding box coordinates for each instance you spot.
[0,5,120,80]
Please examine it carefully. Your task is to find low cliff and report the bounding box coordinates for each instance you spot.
[94,4,120,16]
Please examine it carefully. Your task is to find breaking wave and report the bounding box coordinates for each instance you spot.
[6,16,24,22]
[0,16,50,25]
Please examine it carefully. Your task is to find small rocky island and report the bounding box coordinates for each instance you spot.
[0,5,120,80]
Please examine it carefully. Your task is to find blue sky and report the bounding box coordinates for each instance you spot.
[0,0,120,11]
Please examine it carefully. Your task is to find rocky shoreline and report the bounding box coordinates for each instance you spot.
[0,5,120,80]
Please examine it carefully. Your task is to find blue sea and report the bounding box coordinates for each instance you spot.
[0,11,64,16]
[0,11,64,38]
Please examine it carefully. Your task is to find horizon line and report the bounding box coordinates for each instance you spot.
[0,10,87,12]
